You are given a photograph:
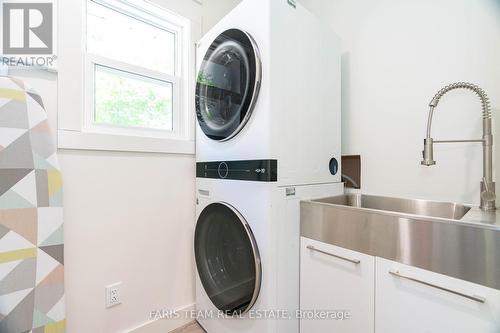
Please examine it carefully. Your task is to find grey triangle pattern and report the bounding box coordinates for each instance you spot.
[0,169,33,196]
[34,279,64,314]
[0,132,34,169]
[0,77,65,331]
[29,131,54,160]
[0,289,35,333]
[39,245,63,265]
[0,99,28,129]
[0,224,8,239]
[35,170,48,207]
[27,93,44,109]
[0,258,36,296]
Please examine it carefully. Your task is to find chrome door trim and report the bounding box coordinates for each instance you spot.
[218,30,262,142]
[200,201,262,315]
[217,202,262,314]
[389,270,486,304]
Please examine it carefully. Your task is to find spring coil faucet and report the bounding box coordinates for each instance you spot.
[421,82,496,211]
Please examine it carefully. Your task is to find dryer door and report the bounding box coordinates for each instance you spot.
[196,29,261,141]
[195,202,261,315]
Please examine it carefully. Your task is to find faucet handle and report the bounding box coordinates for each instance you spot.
[481,177,496,202]
[421,138,436,166]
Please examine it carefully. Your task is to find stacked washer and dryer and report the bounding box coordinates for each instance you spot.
[193,1,343,333]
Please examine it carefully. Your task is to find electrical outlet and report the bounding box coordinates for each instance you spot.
[105,282,122,308]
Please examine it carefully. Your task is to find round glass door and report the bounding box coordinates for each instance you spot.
[194,203,261,315]
[196,29,262,141]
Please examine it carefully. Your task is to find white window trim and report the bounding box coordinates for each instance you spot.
[57,0,197,154]
[84,55,182,140]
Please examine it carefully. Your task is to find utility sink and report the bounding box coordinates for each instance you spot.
[315,194,472,220]
[301,194,500,291]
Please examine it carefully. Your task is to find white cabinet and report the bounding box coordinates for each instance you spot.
[301,239,500,333]
[376,257,500,333]
[300,237,375,333]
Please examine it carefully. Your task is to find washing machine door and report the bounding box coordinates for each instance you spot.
[195,202,261,315]
[196,29,261,141]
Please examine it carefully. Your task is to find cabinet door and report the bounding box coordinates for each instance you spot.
[376,257,500,333]
[300,237,375,333]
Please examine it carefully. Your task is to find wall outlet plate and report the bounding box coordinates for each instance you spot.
[105,282,122,308]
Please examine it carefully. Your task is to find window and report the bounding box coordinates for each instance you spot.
[84,0,189,140]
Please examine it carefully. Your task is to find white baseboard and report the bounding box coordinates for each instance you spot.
[128,304,196,333]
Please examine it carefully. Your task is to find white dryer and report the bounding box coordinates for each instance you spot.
[194,178,343,333]
[195,0,342,187]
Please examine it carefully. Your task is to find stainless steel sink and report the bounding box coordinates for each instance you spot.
[301,194,500,291]
[315,194,471,220]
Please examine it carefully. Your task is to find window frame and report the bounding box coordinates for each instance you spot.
[57,0,197,154]
[84,0,187,140]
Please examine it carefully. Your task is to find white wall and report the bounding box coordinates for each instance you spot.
[201,0,242,32]
[300,0,500,205]
[9,0,240,332]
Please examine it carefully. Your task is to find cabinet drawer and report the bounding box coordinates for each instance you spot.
[376,257,500,333]
[300,237,375,333]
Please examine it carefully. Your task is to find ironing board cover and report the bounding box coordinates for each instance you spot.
[0,77,65,333]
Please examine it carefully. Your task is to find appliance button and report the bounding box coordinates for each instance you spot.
[218,162,229,179]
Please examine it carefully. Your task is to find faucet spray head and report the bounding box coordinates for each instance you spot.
[421,138,436,166]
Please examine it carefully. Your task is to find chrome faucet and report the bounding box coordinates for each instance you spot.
[421,82,496,211]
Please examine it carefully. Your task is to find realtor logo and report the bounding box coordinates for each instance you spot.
[2,2,53,54]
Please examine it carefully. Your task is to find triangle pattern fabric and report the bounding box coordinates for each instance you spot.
[26,97,46,129]
[45,153,60,170]
[0,260,23,283]
[0,257,36,295]
[0,98,11,110]
[0,132,34,169]
[0,288,35,332]
[33,153,53,170]
[33,309,54,328]
[34,270,64,313]
[0,127,27,149]
[0,168,32,197]
[0,287,33,316]
[39,226,63,247]
[0,99,29,129]
[0,225,8,239]
[46,295,64,322]
[39,245,63,265]
[0,190,35,209]
[30,129,54,159]
[10,170,37,207]
[37,208,63,246]
[35,248,58,285]
[0,231,35,252]
[0,208,38,245]
[0,78,65,332]
[27,93,44,109]
[32,119,50,133]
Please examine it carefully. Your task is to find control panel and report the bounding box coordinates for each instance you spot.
[196,160,278,182]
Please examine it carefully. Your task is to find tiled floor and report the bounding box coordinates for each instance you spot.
[173,322,205,333]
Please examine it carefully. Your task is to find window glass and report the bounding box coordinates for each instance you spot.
[87,0,176,75]
[94,65,173,131]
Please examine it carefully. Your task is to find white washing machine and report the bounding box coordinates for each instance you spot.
[195,0,342,187]
[194,178,343,333]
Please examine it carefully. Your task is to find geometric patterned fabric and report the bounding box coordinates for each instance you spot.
[0,77,65,333]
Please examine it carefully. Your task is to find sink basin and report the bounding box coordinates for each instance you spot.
[301,194,500,291]
[315,194,471,220]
